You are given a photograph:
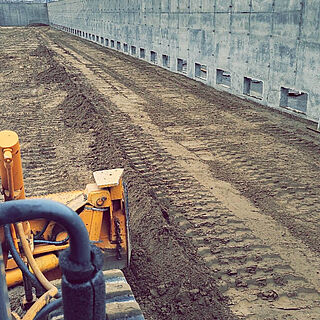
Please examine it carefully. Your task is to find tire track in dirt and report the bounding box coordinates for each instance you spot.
[0,28,94,199]
[45,29,320,256]
[1,27,236,320]
[39,28,320,319]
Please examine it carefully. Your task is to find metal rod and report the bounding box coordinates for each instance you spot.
[0,199,91,265]
[0,243,11,320]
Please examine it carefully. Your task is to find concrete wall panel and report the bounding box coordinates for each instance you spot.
[0,3,49,27]
[215,0,232,12]
[250,13,272,36]
[233,1,251,12]
[251,0,273,12]
[47,0,320,122]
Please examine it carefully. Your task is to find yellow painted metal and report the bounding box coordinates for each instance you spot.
[0,131,130,285]
[85,183,111,208]
[80,207,103,242]
[0,130,25,200]
[110,179,123,200]
[5,254,59,287]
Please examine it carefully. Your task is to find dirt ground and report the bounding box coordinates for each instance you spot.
[1,27,320,319]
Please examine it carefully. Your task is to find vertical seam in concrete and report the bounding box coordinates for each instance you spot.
[228,0,233,66]
[266,0,276,105]
[229,0,233,35]
[271,0,275,36]
[213,0,217,33]
[294,0,305,86]
[248,0,253,35]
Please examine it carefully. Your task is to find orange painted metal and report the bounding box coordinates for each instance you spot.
[5,254,59,287]
[0,130,25,200]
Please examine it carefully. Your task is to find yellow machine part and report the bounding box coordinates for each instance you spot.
[0,130,25,201]
[6,254,59,287]
[0,130,130,288]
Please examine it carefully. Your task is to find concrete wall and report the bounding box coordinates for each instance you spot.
[0,2,49,26]
[47,0,320,122]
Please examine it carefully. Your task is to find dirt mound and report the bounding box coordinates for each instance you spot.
[31,45,73,86]
[4,29,236,320]
[59,92,101,130]
[36,64,72,86]
[27,23,49,27]
[57,74,236,319]
[123,182,234,320]
[30,44,55,58]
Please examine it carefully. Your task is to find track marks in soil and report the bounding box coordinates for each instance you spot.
[1,27,237,320]
[39,28,320,319]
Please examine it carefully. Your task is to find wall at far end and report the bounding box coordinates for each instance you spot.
[0,2,49,26]
[47,0,320,122]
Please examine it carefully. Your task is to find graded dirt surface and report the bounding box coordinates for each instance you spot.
[1,27,320,319]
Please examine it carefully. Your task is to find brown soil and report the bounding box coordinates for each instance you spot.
[1,26,320,320]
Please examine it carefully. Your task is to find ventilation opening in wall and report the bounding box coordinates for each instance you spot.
[131,46,136,56]
[96,36,100,42]
[111,40,115,48]
[243,77,263,100]
[89,34,92,40]
[195,63,207,80]
[117,41,121,50]
[101,37,104,45]
[216,69,231,88]
[86,33,88,39]
[124,43,128,53]
[162,54,170,68]
[140,48,145,59]
[150,51,157,64]
[177,58,187,74]
[105,39,109,46]
[280,87,308,114]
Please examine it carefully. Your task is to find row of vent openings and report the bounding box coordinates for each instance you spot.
[59,26,309,115]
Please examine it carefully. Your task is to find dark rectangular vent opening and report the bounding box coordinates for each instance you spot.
[150,51,157,64]
[280,87,308,114]
[131,46,136,56]
[124,43,128,53]
[140,48,145,59]
[243,77,263,100]
[105,39,109,46]
[101,37,104,45]
[177,58,187,73]
[111,40,115,48]
[117,41,121,50]
[195,63,207,80]
[216,69,231,87]
[162,54,170,68]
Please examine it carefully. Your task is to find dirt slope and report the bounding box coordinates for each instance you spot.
[1,26,320,319]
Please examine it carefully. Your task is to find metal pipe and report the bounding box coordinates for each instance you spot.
[3,149,15,200]
[0,242,11,320]
[4,224,44,292]
[34,298,63,320]
[6,254,59,288]
[22,287,58,320]
[0,199,91,265]
[16,222,57,292]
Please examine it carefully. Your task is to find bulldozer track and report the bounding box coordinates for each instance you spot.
[1,27,320,319]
